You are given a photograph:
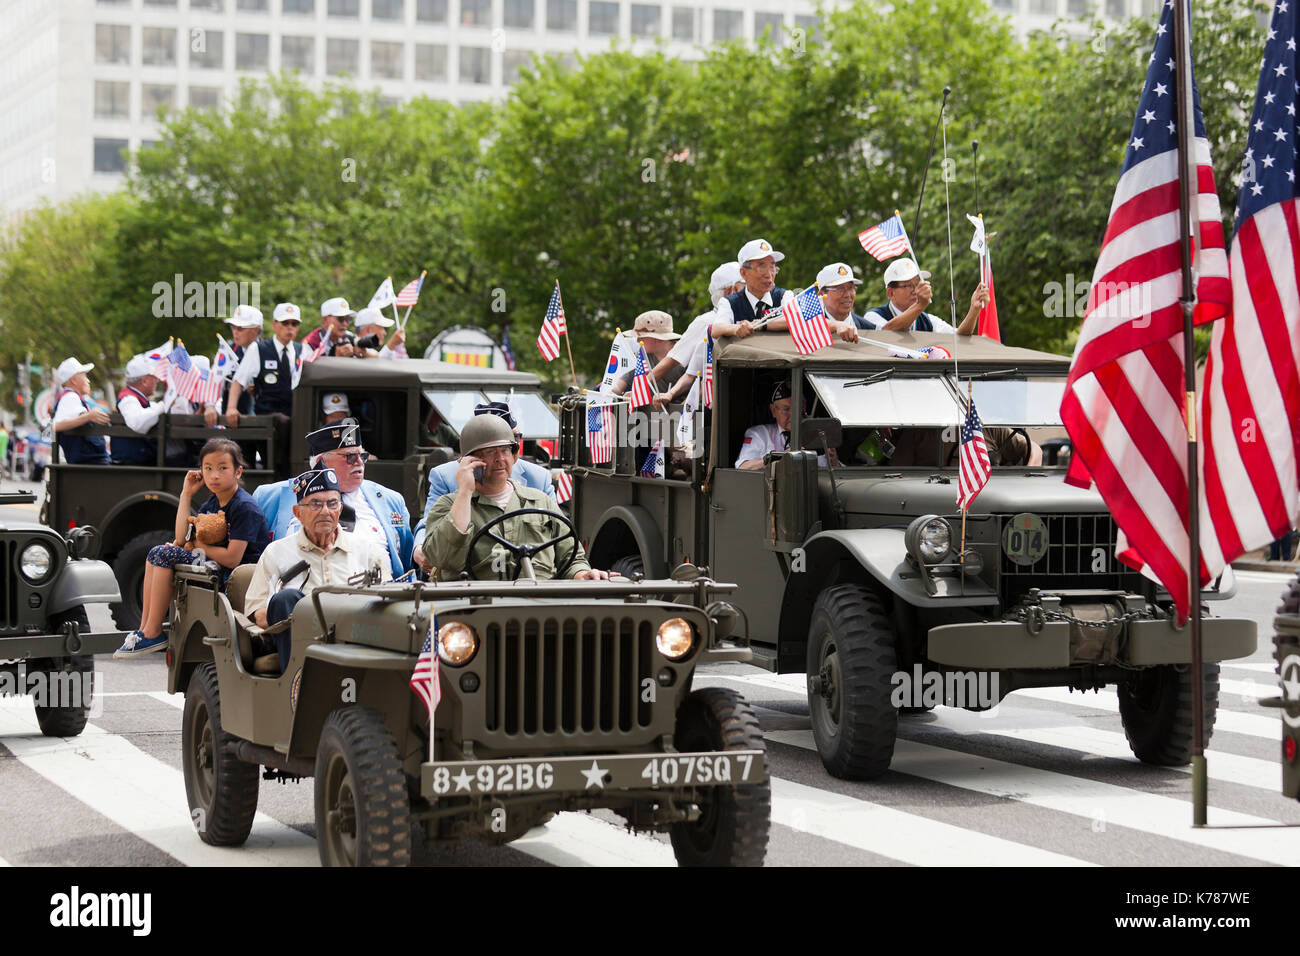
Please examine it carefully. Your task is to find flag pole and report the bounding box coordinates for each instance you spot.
[557,280,578,388]
[1172,0,1207,827]
[912,86,951,257]
[960,378,972,559]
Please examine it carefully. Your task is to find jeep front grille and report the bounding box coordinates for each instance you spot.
[998,513,1148,602]
[483,617,655,737]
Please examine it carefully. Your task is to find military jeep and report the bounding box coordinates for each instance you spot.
[164,534,770,866]
[557,330,1256,780]
[0,491,122,737]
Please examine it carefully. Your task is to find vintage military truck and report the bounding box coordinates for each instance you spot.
[164,525,770,867]
[556,331,1256,780]
[0,491,121,737]
[44,357,559,630]
[1268,575,1300,800]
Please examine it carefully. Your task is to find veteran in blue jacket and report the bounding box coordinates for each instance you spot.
[253,418,414,577]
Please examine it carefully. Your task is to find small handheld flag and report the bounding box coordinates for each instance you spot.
[782,285,835,355]
[586,396,614,464]
[629,345,656,408]
[858,212,912,261]
[368,276,396,310]
[956,399,992,511]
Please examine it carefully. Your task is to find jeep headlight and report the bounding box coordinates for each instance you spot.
[437,621,479,666]
[656,618,695,661]
[19,543,54,583]
[906,515,952,565]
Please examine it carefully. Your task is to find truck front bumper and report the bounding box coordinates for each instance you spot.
[0,630,123,659]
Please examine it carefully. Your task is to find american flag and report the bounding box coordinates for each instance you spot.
[537,281,566,362]
[956,400,991,511]
[639,439,664,478]
[1198,0,1300,584]
[500,325,517,371]
[586,397,614,464]
[167,342,202,399]
[782,284,835,355]
[409,623,441,716]
[552,468,573,503]
[396,273,424,307]
[190,368,222,406]
[630,345,656,407]
[1060,0,1232,620]
[858,213,912,261]
[702,333,714,408]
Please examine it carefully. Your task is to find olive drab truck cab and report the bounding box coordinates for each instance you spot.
[557,330,1257,781]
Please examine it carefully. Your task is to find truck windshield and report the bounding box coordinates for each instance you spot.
[807,373,1066,427]
[484,391,560,438]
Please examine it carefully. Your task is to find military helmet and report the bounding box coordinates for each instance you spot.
[460,413,517,456]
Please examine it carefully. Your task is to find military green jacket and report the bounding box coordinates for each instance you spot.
[423,480,592,581]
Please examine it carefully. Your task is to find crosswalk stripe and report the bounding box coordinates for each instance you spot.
[770,777,1093,866]
[513,814,675,867]
[767,729,1300,866]
[1012,687,1278,740]
[0,700,318,866]
[1224,662,1282,674]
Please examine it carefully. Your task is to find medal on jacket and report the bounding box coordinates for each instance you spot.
[264,372,278,385]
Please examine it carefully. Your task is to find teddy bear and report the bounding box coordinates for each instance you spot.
[177,511,228,551]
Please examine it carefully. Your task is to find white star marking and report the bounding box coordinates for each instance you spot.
[1264,154,1276,167]
[1289,37,1297,51]
[1256,119,1266,132]
[1266,90,1277,104]
[580,760,607,790]
[1276,62,1288,77]
[1131,137,1145,150]
[1252,183,1264,196]
[1167,120,1176,134]
[1166,57,1175,71]
[1141,109,1156,123]
[1276,127,1288,141]
[1154,82,1168,97]
[1289,169,1297,182]
[1280,1,1289,13]
[1157,22,1167,35]
[453,768,473,791]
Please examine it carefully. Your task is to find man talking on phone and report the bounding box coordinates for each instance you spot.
[423,415,609,582]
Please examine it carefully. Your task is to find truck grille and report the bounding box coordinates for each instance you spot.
[0,542,14,630]
[483,616,655,737]
[998,513,1148,602]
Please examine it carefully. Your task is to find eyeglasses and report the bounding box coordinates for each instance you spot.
[331,315,352,324]
[280,319,301,327]
[744,262,780,274]
[327,452,370,465]
[826,284,857,294]
[301,498,342,512]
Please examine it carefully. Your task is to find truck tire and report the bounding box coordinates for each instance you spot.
[806,584,899,780]
[32,607,94,738]
[183,662,259,846]
[668,687,770,867]
[1117,663,1220,765]
[109,530,173,632]
[314,707,411,867]
[609,554,645,579]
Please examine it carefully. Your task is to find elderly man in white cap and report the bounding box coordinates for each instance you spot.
[204,304,263,427]
[306,297,358,358]
[321,392,351,425]
[611,310,682,396]
[227,302,303,475]
[711,238,797,338]
[52,357,110,464]
[354,307,407,360]
[862,258,987,335]
[645,262,744,397]
[111,354,188,465]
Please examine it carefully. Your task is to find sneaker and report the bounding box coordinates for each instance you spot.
[113,630,167,659]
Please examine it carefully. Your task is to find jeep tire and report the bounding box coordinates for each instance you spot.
[110,529,173,632]
[668,687,770,867]
[183,662,259,846]
[314,707,411,867]
[32,607,94,738]
[807,584,899,780]
[609,554,644,579]
[1117,663,1220,765]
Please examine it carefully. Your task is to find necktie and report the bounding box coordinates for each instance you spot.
[754,300,769,320]
[781,429,790,450]
[278,346,290,382]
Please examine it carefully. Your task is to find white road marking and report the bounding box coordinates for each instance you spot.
[768,729,1300,866]
[1223,662,1283,674]
[1012,687,1279,740]
[513,813,675,867]
[1232,569,1295,582]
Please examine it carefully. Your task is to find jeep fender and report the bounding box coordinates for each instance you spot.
[99,491,182,559]
[49,559,121,614]
[589,505,667,578]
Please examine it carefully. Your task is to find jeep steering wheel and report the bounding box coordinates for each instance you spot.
[464,508,579,581]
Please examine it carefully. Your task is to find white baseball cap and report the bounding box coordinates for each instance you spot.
[737,238,785,266]
[54,357,93,385]
[708,261,743,301]
[354,307,394,328]
[816,262,863,288]
[320,296,356,318]
[192,355,210,373]
[227,304,264,328]
[124,356,156,379]
[273,302,301,323]
[322,392,351,415]
[883,258,932,287]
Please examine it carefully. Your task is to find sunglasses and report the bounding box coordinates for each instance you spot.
[280,319,301,326]
[328,452,370,465]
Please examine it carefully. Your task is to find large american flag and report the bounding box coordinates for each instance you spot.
[782,284,835,355]
[1060,0,1232,621]
[702,333,714,408]
[586,397,614,464]
[410,623,441,716]
[956,400,992,510]
[1198,0,1300,582]
[857,213,912,261]
[536,281,566,362]
[630,344,656,407]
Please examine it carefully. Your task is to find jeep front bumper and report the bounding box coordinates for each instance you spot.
[0,630,124,659]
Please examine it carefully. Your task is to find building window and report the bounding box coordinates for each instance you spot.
[1028,0,1055,12]
[189,86,222,109]
[190,30,224,68]
[283,0,315,13]
[713,8,741,40]
[142,27,177,66]
[461,0,490,25]
[191,0,225,10]
[417,0,447,21]
[1105,0,1124,15]
[141,83,176,116]
[503,48,531,82]
[793,13,817,40]
[94,80,130,119]
[547,0,576,30]
[328,0,359,16]
[326,37,359,73]
[589,1,619,34]
[95,24,131,64]
[754,11,782,44]
[97,0,129,5]
[236,33,270,70]
[282,35,315,71]
[371,40,404,78]
[505,0,534,28]
[373,0,404,19]
[94,138,129,173]
[459,45,490,83]
[142,0,176,6]
[414,42,447,79]
[670,6,693,40]
[993,0,1015,8]
[630,4,658,35]
[238,0,269,10]
[1066,0,1089,13]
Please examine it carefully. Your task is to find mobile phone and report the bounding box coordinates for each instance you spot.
[473,465,486,483]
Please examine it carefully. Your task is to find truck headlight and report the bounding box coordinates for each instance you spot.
[437,621,479,666]
[656,618,695,660]
[19,543,54,583]
[906,515,952,565]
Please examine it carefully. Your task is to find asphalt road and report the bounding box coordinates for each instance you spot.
[0,483,1297,868]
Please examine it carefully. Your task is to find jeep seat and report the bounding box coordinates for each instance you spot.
[224,565,280,676]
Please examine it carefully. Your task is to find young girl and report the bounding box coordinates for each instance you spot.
[114,438,270,658]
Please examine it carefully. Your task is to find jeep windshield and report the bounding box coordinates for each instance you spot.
[807,373,1066,428]
[425,389,559,438]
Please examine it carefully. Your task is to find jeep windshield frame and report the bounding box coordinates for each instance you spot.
[808,371,1067,428]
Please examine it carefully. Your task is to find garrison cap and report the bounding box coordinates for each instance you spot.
[473,401,518,430]
[306,418,363,457]
[292,468,340,501]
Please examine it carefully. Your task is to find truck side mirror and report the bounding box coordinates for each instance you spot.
[800,417,842,452]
